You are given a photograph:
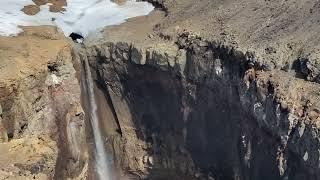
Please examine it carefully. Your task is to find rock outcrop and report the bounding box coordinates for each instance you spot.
[76,1,320,177]
[2,0,320,179]
[79,32,320,180]
[0,26,88,179]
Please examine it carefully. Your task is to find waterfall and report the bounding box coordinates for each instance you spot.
[81,56,111,180]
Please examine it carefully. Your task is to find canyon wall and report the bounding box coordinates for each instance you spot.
[78,29,320,179]
[1,0,320,179]
[76,0,320,179]
[0,27,88,179]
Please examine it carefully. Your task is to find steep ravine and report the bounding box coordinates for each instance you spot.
[76,31,320,180]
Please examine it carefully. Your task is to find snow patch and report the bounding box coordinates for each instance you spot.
[0,0,154,37]
[298,123,305,137]
[51,74,61,85]
[303,151,308,161]
[45,74,61,86]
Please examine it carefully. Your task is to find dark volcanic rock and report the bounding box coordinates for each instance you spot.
[76,32,320,179]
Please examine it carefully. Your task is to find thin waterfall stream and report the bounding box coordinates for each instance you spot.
[81,56,111,180]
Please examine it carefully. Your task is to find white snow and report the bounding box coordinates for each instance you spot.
[298,123,305,137]
[51,74,61,85]
[303,151,309,161]
[0,0,154,37]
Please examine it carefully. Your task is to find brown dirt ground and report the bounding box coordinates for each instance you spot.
[0,26,70,87]
[21,5,40,15]
[21,0,67,15]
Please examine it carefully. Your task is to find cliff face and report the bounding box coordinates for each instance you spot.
[77,1,320,177]
[0,26,88,179]
[2,0,320,179]
[79,34,320,180]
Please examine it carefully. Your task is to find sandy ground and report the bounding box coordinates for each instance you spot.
[0,136,57,180]
[0,26,69,87]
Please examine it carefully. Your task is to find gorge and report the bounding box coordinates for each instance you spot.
[1,0,320,180]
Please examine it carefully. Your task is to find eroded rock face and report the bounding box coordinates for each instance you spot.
[0,27,88,179]
[3,0,320,179]
[79,31,320,180]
